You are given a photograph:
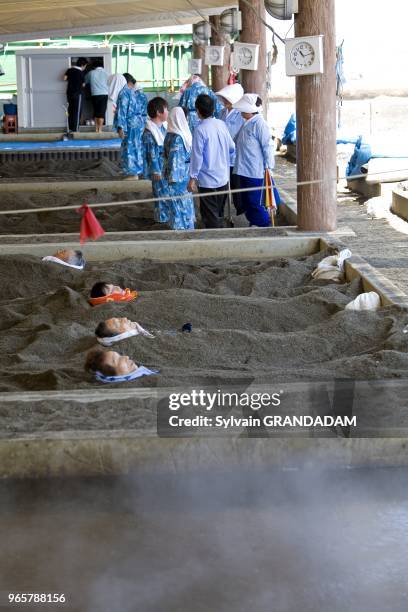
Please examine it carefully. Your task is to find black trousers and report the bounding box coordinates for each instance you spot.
[67,94,82,132]
[199,184,228,229]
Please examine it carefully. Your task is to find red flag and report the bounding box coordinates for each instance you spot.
[76,204,105,245]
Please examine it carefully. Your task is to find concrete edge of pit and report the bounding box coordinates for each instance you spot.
[0,226,296,245]
[391,186,408,222]
[0,235,322,261]
[0,179,150,193]
[2,436,408,479]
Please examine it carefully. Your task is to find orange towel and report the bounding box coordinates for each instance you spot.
[89,288,138,307]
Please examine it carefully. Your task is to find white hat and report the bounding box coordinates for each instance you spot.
[215,83,244,105]
[233,93,262,114]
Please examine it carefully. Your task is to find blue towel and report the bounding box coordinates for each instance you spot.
[95,366,158,384]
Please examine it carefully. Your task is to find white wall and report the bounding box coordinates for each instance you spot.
[267,0,408,98]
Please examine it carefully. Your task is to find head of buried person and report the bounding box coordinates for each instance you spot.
[85,347,158,383]
[42,249,85,270]
[85,348,137,377]
[89,282,138,306]
[95,317,153,346]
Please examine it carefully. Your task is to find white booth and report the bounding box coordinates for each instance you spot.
[15,48,113,130]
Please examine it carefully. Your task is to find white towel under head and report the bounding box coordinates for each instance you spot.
[95,365,158,384]
[41,255,84,270]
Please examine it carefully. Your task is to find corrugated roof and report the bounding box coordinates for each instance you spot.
[0,0,235,42]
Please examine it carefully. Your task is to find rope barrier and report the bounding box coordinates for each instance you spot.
[0,167,406,217]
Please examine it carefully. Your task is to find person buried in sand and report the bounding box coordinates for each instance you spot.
[95,317,154,346]
[42,249,85,270]
[85,348,157,383]
[89,282,138,306]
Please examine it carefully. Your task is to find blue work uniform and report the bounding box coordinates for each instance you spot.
[220,107,245,211]
[219,107,245,141]
[163,133,195,230]
[179,82,223,133]
[233,114,278,227]
[142,124,170,223]
[115,87,148,176]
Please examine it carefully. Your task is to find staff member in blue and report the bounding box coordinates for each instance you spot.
[163,107,195,230]
[232,93,278,227]
[143,97,169,223]
[179,75,223,134]
[216,83,245,213]
[115,75,148,180]
[188,94,235,229]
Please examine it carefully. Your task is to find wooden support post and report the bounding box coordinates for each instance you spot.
[295,0,337,231]
[238,0,267,103]
[210,15,230,91]
[192,25,209,83]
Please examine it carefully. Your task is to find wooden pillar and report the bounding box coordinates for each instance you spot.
[238,0,267,103]
[210,15,230,91]
[295,0,337,231]
[192,25,209,83]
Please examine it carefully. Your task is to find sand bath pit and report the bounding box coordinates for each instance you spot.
[0,233,407,477]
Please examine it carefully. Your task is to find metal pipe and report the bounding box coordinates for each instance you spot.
[170,38,174,92]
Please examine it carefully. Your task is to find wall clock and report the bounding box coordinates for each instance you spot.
[233,42,259,71]
[285,35,324,76]
[204,46,225,66]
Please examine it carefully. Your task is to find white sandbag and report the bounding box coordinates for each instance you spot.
[345,291,381,311]
[311,249,352,282]
[366,196,391,219]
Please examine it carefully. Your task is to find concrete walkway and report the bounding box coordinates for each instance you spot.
[276,156,408,295]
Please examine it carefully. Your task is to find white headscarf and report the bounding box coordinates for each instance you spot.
[145,118,167,146]
[108,74,127,104]
[167,107,193,152]
[233,93,263,114]
[216,83,244,105]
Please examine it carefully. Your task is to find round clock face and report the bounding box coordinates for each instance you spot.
[238,47,253,66]
[290,41,315,69]
[209,49,220,62]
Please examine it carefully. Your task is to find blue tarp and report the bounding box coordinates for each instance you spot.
[0,139,121,152]
[282,114,296,145]
[281,114,359,147]
[346,136,408,177]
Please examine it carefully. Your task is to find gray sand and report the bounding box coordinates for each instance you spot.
[0,252,407,392]
[0,159,167,233]
[0,189,166,234]
[0,158,121,180]
[1,251,408,435]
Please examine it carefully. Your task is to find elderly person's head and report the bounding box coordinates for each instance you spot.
[85,348,137,377]
[55,249,84,265]
[95,317,136,338]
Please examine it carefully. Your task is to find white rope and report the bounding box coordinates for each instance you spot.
[0,167,406,217]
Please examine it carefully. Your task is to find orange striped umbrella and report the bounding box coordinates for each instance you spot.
[264,168,276,227]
